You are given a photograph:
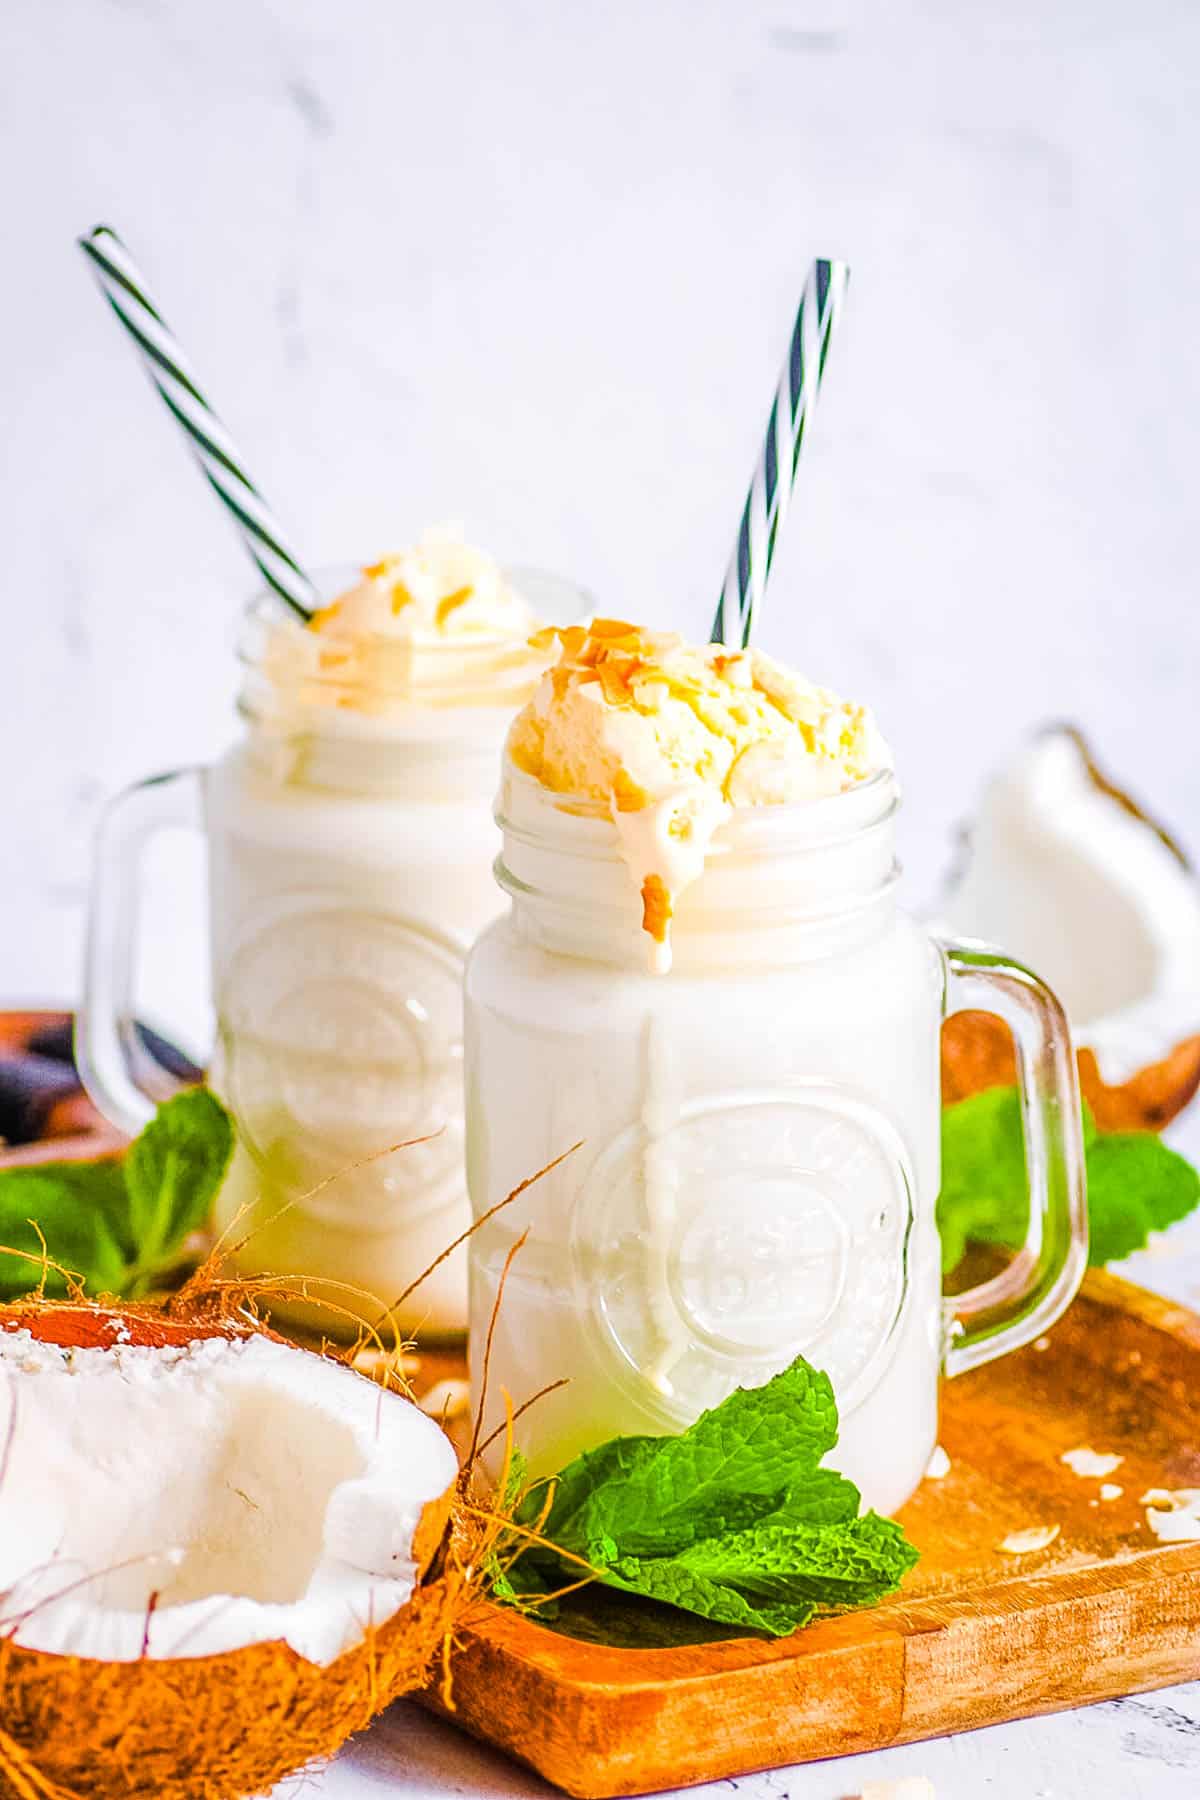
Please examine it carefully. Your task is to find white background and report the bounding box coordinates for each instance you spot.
[4,0,1200,1012]
[4,2,1200,1793]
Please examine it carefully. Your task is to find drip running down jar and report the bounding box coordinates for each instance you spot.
[465,761,1088,1514]
[79,562,585,1336]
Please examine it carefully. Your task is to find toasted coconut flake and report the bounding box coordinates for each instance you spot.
[641,875,673,945]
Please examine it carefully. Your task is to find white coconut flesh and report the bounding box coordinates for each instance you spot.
[937,729,1200,1082]
[0,1329,457,1666]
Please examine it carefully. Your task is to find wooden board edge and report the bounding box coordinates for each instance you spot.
[1080,1266,1200,1352]
[433,1546,1200,1796]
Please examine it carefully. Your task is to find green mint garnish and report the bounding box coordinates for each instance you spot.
[0,1088,233,1299]
[500,1356,919,1639]
[939,1085,1200,1273]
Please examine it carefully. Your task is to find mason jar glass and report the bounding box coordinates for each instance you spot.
[464,760,1088,1514]
[78,569,583,1337]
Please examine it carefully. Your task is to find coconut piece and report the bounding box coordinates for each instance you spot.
[936,727,1200,1128]
[1060,1447,1124,1479]
[997,1524,1060,1554]
[0,1299,463,1800]
[1140,1487,1200,1542]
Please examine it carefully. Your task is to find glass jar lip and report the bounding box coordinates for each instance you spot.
[497,757,900,858]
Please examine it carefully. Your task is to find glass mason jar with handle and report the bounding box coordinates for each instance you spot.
[79,568,583,1337]
[464,761,1088,1514]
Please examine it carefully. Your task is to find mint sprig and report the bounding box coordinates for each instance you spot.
[0,1089,233,1299]
[938,1085,1200,1273]
[500,1357,918,1640]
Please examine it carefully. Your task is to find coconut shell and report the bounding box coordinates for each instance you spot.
[941,1011,1200,1133]
[0,1300,465,1800]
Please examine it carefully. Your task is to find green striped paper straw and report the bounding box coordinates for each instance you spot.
[711,257,850,649]
[78,225,317,622]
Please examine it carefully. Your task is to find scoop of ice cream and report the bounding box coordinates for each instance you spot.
[315,524,535,648]
[263,525,548,717]
[508,620,889,969]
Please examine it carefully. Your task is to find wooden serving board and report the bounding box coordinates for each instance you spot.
[423,1272,1200,1797]
[7,1015,1198,1793]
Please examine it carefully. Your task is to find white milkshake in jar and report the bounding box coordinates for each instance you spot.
[465,621,944,1514]
[208,528,577,1336]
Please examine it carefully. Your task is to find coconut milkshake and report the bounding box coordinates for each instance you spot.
[83,527,579,1336]
[203,529,572,1335]
[464,623,1087,1515]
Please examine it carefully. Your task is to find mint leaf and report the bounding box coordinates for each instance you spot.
[505,1356,918,1640]
[597,1557,809,1638]
[938,1085,1034,1271]
[1085,1131,1200,1265]
[938,1085,1200,1271]
[0,1090,234,1300]
[521,1356,842,1559]
[0,1161,131,1298]
[601,1509,918,1636]
[123,1089,233,1290]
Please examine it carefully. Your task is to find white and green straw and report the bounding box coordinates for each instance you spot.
[711,257,850,649]
[78,225,317,622]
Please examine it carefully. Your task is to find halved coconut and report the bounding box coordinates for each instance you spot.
[936,726,1200,1129]
[0,1301,461,1800]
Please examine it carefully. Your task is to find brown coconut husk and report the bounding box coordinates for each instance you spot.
[0,1567,466,1800]
[0,1294,478,1800]
[941,1010,1200,1133]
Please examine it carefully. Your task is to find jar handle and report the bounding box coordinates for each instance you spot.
[76,768,206,1137]
[940,938,1089,1377]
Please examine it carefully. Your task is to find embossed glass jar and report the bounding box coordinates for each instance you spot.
[79,571,582,1337]
[465,760,1088,1513]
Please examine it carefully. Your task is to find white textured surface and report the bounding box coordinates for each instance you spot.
[5,0,1200,1789]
